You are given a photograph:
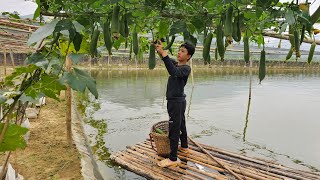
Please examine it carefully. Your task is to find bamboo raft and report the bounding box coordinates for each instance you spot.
[110,139,320,180]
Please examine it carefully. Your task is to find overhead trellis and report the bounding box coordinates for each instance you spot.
[0,18,39,53]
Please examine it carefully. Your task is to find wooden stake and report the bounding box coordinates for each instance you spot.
[188,136,243,180]
[65,56,72,144]
[9,49,15,68]
[3,48,6,76]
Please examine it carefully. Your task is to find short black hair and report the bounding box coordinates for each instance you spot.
[180,42,195,58]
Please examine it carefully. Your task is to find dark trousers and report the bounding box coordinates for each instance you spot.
[167,100,188,161]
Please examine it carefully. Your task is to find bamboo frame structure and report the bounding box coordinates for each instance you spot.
[110,140,320,180]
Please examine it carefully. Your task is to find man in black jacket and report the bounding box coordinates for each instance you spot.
[155,41,195,167]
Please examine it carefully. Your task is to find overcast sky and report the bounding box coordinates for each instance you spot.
[0,0,319,16]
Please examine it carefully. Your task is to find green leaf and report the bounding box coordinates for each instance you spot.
[190,16,204,33]
[113,36,125,50]
[25,74,66,100]
[145,0,161,6]
[33,7,40,20]
[72,20,85,32]
[61,68,98,99]
[55,19,76,40]
[158,20,170,38]
[46,58,61,74]
[24,52,48,67]
[33,0,40,20]
[68,53,85,64]
[19,94,38,104]
[169,20,187,36]
[279,23,287,34]
[4,65,38,84]
[27,19,59,45]
[0,123,28,152]
[256,8,263,19]
[285,10,295,25]
[0,94,6,104]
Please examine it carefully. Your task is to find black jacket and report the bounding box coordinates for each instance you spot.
[162,55,191,101]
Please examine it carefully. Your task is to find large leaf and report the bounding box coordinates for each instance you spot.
[285,10,295,25]
[68,53,85,65]
[54,19,76,40]
[27,19,59,45]
[60,68,98,99]
[0,123,28,152]
[72,20,85,32]
[24,52,49,70]
[24,74,66,100]
[5,65,38,85]
[169,20,187,36]
[33,0,40,20]
[158,20,170,38]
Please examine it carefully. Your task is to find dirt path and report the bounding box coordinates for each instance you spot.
[2,97,83,180]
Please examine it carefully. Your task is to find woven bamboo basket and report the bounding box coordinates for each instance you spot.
[149,121,170,157]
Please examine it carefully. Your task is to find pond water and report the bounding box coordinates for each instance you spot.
[77,68,320,179]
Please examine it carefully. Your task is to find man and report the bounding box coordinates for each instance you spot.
[155,41,195,167]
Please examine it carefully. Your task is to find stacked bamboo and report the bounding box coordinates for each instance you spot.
[110,140,320,180]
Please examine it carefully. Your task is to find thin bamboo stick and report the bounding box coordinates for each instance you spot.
[188,137,242,180]
[188,143,316,180]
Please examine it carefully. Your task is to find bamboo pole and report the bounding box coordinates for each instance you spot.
[121,152,171,180]
[262,31,320,45]
[111,153,164,180]
[127,146,209,180]
[3,48,6,76]
[125,149,184,180]
[188,137,242,180]
[139,142,281,180]
[143,139,319,179]
[139,142,265,180]
[129,146,229,180]
[65,56,72,144]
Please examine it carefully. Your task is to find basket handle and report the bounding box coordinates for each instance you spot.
[149,133,157,152]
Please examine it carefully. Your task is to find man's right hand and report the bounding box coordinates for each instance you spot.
[155,41,168,58]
